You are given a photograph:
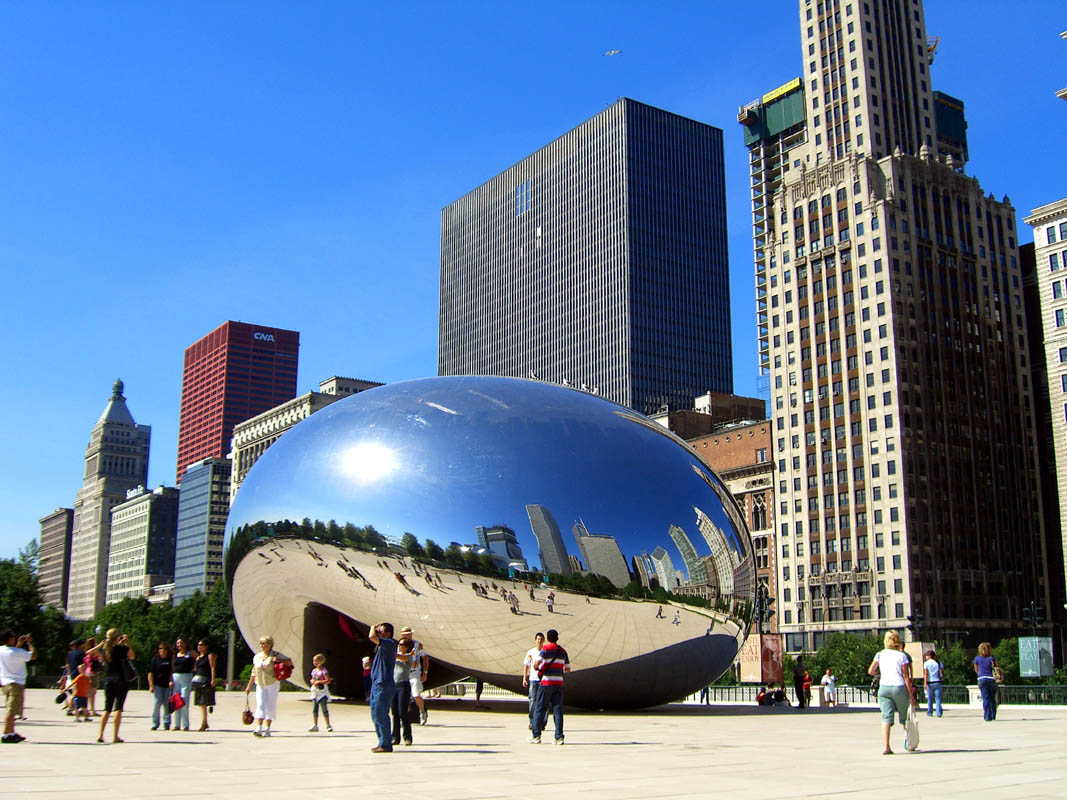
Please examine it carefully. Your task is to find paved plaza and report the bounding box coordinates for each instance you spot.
[6,689,1066,798]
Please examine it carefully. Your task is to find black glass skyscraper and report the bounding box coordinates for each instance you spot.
[439,97,732,415]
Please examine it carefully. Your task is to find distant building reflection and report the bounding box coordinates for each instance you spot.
[571,520,632,589]
[526,504,572,576]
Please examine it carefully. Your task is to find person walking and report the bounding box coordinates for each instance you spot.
[923,650,944,717]
[0,629,36,743]
[308,653,332,732]
[973,642,998,722]
[367,622,398,752]
[546,592,555,613]
[147,642,174,731]
[867,630,916,755]
[793,656,807,709]
[192,639,217,731]
[391,638,415,746]
[655,606,665,619]
[244,635,292,737]
[522,632,545,729]
[820,669,837,707]
[171,638,194,730]
[529,628,570,745]
[88,628,135,744]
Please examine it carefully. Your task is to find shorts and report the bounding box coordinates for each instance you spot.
[103,677,129,712]
[73,696,88,710]
[877,684,910,725]
[2,683,25,717]
[409,674,424,698]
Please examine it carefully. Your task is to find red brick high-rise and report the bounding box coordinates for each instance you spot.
[176,321,299,483]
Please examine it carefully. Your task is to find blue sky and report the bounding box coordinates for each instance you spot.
[1,2,1064,558]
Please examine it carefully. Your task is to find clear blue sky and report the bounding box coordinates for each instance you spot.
[1,2,1063,558]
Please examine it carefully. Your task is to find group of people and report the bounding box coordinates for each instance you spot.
[521,630,571,744]
[362,623,431,751]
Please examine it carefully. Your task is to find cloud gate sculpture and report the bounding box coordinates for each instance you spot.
[227,376,754,709]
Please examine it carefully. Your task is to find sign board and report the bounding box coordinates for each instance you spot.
[739,633,761,683]
[904,642,934,681]
[762,77,802,105]
[1019,636,1054,678]
[761,634,784,685]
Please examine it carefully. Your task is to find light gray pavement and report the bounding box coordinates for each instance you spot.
[6,689,1067,798]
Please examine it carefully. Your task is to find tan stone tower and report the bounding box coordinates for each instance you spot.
[741,0,1048,651]
[66,380,151,619]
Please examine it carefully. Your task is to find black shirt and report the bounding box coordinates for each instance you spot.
[149,655,172,686]
[173,653,195,674]
[194,654,212,680]
[105,644,130,679]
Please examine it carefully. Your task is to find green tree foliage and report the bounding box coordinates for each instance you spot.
[936,641,974,685]
[401,533,425,558]
[424,540,445,561]
[0,546,72,672]
[992,637,1020,683]
[804,632,881,686]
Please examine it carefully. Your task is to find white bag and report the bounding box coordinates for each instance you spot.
[904,703,920,751]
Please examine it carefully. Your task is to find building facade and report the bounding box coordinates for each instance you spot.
[690,421,776,632]
[38,508,73,610]
[229,376,381,501]
[571,521,631,589]
[67,380,151,619]
[740,0,1048,651]
[526,504,571,577]
[173,457,232,603]
[105,485,179,606]
[439,97,732,415]
[176,321,299,483]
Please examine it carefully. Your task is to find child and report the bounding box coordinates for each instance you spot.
[308,653,332,732]
[70,664,91,722]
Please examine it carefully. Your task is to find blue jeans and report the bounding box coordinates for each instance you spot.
[172,673,193,729]
[978,678,997,721]
[370,683,396,749]
[151,685,172,728]
[527,681,542,724]
[312,696,330,723]
[533,684,564,741]
[391,681,412,743]
[926,682,942,716]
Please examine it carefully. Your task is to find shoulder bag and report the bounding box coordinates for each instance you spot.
[121,658,138,684]
[992,661,1005,684]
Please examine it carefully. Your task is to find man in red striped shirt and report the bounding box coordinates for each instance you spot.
[528,629,570,745]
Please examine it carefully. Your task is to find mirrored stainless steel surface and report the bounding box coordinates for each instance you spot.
[227,376,754,709]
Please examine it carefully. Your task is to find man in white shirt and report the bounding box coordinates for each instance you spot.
[820,669,837,707]
[522,632,545,730]
[0,629,36,744]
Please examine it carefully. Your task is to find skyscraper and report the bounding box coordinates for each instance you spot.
[741,0,1048,651]
[38,508,73,610]
[67,380,151,619]
[526,504,571,577]
[173,457,232,603]
[649,546,679,591]
[176,321,299,483]
[668,524,708,586]
[105,486,179,606]
[439,97,732,415]
[571,521,631,589]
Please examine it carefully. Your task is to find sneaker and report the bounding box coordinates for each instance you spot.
[261,730,271,737]
[326,725,333,732]
[420,709,428,725]
[308,725,319,732]
[252,729,263,737]
[404,738,412,746]
[526,735,541,744]
[151,725,159,731]
[554,738,565,745]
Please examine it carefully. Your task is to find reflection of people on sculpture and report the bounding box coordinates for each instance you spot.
[656,605,665,619]
[546,592,555,613]
[367,622,398,753]
[672,611,680,626]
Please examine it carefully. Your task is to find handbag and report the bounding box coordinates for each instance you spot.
[274,660,294,682]
[242,699,255,726]
[121,658,138,684]
[904,703,920,751]
[992,663,1005,684]
[169,692,186,712]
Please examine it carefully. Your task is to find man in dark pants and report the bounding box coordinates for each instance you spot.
[528,629,570,745]
[793,656,807,709]
[367,622,398,752]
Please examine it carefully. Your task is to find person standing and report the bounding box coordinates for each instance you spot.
[973,642,998,722]
[820,669,837,707]
[802,670,813,707]
[522,632,545,729]
[88,628,135,744]
[529,628,570,745]
[793,656,807,709]
[0,630,36,743]
[245,635,291,737]
[367,622,398,753]
[391,638,414,747]
[147,642,174,731]
[923,650,944,717]
[867,630,916,755]
[192,639,217,731]
[399,626,429,725]
[546,593,555,614]
[171,638,194,731]
[308,653,332,732]
[82,636,103,717]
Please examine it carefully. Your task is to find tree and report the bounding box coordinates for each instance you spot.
[992,637,1020,684]
[424,539,445,561]
[806,632,881,685]
[401,533,425,558]
[18,539,39,578]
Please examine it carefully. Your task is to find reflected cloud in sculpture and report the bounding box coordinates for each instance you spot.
[226,376,754,709]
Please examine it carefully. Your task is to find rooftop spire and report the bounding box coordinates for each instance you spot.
[97,378,136,425]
